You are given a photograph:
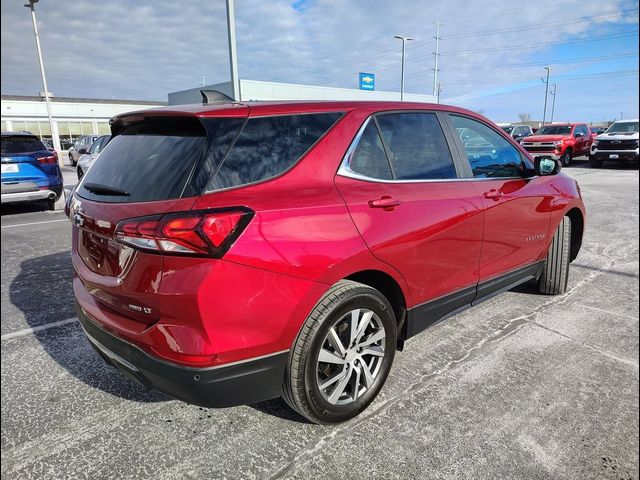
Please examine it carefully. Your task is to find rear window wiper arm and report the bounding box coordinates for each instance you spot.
[83,182,130,196]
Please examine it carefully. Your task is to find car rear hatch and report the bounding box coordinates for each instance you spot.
[71,109,249,326]
[1,135,58,191]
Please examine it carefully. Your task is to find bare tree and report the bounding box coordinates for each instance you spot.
[518,113,531,123]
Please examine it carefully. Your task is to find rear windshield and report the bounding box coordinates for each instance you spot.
[1,136,46,154]
[77,116,242,203]
[207,112,343,191]
[77,112,342,203]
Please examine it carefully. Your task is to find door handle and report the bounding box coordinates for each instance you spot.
[483,189,504,200]
[368,195,402,210]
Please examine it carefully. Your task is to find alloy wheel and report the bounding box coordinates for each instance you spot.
[316,308,386,406]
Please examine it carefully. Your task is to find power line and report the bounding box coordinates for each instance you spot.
[442,10,639,39]
[439,69,639,86]
[440,31,638,56]
[440,52,639,72]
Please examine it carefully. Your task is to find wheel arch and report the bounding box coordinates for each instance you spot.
[344,269,408,347]
[565,207,584,261]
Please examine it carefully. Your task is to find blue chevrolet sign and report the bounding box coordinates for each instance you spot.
[359,72,375,91]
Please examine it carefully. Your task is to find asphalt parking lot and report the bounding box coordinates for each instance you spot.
[1,162,638,480]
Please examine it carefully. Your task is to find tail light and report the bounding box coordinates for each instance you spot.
[114,208,254,258]
[38,152,58,164]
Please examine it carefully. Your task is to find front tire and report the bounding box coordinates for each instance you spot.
[560,149,572,167]
[282,280,397,424]
[538,216,572,295]
[589,155,603,168]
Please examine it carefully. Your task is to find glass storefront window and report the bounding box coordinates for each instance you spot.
[81,122,94,135]
[39,122,51,135]
[97,123,110,134]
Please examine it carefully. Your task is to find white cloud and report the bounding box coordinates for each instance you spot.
[1,0,637,121]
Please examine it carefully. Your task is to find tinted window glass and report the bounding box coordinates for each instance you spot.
[208,113,342,191]
[376,113,456,180]
[78,116,211,203]
[451,115,526,178]
[1,136,46,154]
[89,135,110,154]
[349,121,392,180]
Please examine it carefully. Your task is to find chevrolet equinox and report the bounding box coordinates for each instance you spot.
[68,101,586,424]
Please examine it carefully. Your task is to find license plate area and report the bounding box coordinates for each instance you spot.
[1,164,19,173]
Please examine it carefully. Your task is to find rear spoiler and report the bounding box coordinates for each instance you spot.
[200,90,234,104]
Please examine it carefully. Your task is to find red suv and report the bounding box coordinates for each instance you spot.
[521,123,592,166]
[69,101,585,424]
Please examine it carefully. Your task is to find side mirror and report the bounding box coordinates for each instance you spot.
[535,157,561,176]
[574,132,583,138]
[78,148,87,154]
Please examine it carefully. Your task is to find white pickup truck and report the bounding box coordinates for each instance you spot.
[589,119,639,168]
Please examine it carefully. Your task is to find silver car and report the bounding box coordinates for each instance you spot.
[77,135,111,179]
[68,135,99,166]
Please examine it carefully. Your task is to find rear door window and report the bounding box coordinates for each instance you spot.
[207,112,342,191]
[375,113,457,180]
[348,120,393,180]
[1,136,46,154]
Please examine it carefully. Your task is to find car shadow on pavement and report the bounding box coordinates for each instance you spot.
[10,251,167,404]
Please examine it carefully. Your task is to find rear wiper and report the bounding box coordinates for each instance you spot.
[83,182,129,196]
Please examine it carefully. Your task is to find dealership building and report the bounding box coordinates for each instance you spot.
[1,80,436,151]
[1,95,166,151]
[168,79,436,105]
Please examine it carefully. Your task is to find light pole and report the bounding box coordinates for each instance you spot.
[541,66,551,126]
[432,21,442,98]
[394,35,413,101]
[549,83,557,124]
[226,0,241,101]
[24,0,58,152]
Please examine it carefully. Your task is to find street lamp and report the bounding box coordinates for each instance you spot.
[550,83,557,124]
[541,66,551,126]
[24,0,57,153]
[394,35,413,101]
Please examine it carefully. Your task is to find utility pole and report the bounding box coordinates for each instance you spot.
[436,82,442,104]
[225,0,241,101]
[549,83,557,124]
[24,0,58,153]
[433,21,441,98]
[541,66,551,126]
[394,35,413,101]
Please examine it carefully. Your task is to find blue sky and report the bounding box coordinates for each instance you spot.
[1,0,638,123]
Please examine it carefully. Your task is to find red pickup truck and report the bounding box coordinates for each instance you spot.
[521,123,592,166]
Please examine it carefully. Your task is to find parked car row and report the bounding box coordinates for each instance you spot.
[504,120,638,168]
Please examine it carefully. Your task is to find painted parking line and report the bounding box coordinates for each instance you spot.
[1,318,78,341]
[1,218,68,229]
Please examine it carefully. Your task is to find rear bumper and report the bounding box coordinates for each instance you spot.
[76,302,289,408]
[1,187,60,204]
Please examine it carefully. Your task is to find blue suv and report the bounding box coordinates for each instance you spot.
[1,132,63,209]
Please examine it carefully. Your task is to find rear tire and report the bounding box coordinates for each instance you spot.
[589,155,603,168]
[538,216,571,295]
[282,280,397,424]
